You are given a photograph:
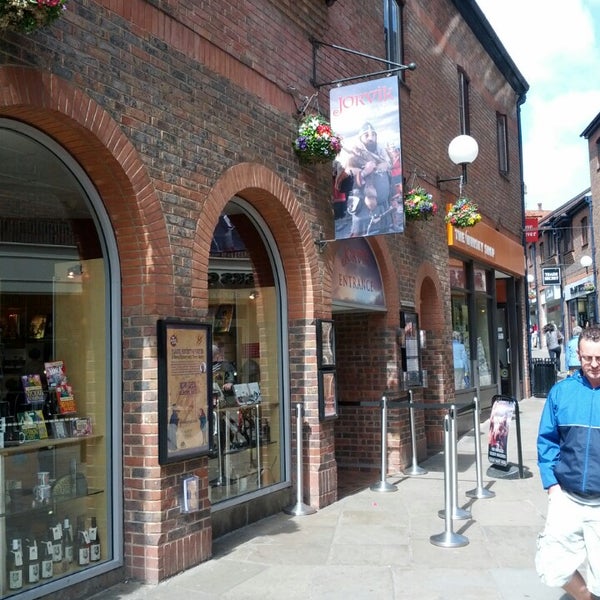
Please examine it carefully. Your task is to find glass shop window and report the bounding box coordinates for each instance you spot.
[0,125,114,597]
[208,206,283,504]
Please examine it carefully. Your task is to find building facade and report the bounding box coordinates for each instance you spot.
[526,191,597,361]
[0,1,528,598]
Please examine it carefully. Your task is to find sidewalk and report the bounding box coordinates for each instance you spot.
[92,396,567,600]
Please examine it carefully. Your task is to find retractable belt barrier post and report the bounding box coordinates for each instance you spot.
[430,413,469,548]
[437,404,471,521]
[403,389,427,476]
[284,402,316,516]
[370,394,398,492]
[466,395,495,499]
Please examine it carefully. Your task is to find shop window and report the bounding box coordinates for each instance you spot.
[0,122,119,597]
[208,203,285,504]
[474,294,493,385]
[451,288,470,391]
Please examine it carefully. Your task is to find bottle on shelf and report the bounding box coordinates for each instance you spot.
[7,538,23,590]
[24,537,40,585]
[75,515,90,567]
[89,516,101,562]
[51,520,63,566]
[63,517,74,568]
[40,540,53,579]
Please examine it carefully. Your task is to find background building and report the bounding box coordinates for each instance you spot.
[0,1,528,598]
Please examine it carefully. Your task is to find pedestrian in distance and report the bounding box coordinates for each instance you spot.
[566,325,583,375]
[543,322,563,370]
[536,325,600,600]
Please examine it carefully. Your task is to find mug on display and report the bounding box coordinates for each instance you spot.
[34,484,52,504]
[37,472,50,486]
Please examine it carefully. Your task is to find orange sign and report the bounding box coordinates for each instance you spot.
[447,217,525,276]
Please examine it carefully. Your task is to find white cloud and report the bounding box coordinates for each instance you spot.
[476,0,600,210]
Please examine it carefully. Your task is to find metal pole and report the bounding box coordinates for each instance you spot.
[284,403,316,516]
[403,390,427,476]
[466,396,495,499]
[371,394,398,492]
[439,404,470,520]
[431,414,469,548]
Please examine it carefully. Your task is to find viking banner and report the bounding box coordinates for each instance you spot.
[330,77,404,240]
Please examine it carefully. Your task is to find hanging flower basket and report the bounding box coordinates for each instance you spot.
[0,0,68,34]
[444,197,482,228]
[403,187,438,221]
[584,282,596,293]
[292,115,342,165]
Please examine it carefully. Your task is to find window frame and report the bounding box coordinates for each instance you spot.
[496,112,509,176]
[383,0,405,79]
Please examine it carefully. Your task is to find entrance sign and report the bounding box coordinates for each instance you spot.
[330,76,404,240]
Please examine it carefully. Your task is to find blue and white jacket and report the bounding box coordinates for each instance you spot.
[538,370,600,495]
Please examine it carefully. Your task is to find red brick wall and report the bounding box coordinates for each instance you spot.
[0,0,525,589]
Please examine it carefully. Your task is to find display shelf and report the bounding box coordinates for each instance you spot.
[0,434,103,457]
[0,433,105,597]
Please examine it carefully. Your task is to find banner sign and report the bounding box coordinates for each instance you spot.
[488,398,516,467]
[330,76,404,240]
[524,217,539,243]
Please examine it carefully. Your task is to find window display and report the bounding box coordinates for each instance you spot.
[0,124,113,597]
[208,206,283,503]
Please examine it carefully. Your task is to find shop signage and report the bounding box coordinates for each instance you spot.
[447,220,524,275]
[524,217,539,243]
[488,397,516,467]
[332,238,385,311]
[542,267,561,285]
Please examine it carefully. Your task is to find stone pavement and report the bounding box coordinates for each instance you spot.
[91,396,571,600]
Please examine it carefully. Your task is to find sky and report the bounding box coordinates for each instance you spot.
[476,0,600,211]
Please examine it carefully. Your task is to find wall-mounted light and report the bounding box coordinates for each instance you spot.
[437,134,479,187]
[581,255,593,274]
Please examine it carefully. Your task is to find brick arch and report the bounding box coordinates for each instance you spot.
[416,262,444,333]
[196,162,321,321]
[0,65,173,314]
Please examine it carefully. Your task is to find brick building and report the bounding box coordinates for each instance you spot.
[0,1,528,598]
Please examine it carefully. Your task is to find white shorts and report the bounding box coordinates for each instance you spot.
[536,488,600,594]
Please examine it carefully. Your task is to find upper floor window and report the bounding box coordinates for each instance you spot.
[457,68,471,135]
[595,136,600,170]
[582,216,589,247]
[560,226,573,254]
[384,0,404,78]
[496,113,509,175]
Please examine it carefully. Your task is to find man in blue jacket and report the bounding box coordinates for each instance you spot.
[536,326,600,600]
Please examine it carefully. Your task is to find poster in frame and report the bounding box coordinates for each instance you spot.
[316,319,335,368]
[318,370,338,421]
[158,319,212,464]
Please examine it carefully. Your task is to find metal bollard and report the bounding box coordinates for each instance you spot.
[370,394,398,492]
[430,413,469,548]
[438,404,470,520]
[403,390,427,476]
[284,402,316,516]
[466,395,495,499]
